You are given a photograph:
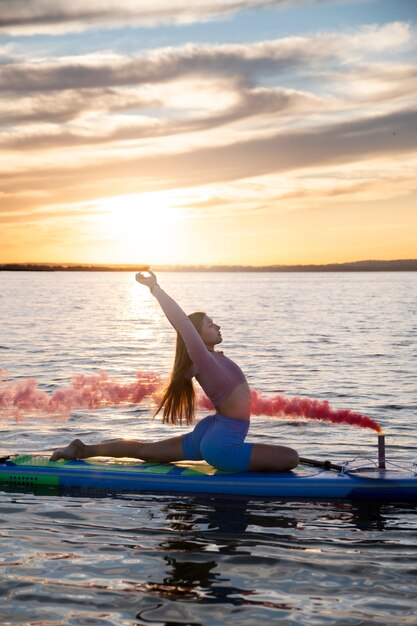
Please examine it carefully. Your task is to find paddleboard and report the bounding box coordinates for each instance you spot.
[1,455,416,500]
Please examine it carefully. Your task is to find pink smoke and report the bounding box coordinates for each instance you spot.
[1,369,381,433]
[0,369,161,419]
[248,389,382,433]
[197,389,381,433]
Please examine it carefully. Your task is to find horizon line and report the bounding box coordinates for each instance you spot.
[1,259,417,272]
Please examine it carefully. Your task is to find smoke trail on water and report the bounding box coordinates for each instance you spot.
[0,369,161,419]
[248,389,382,434]
[1,369,381,433]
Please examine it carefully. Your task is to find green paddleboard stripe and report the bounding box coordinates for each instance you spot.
[8,456,219,475]
[0,472,59,487]
[11,455,71,468]
[142,464,176,474]
[6,455,254,479]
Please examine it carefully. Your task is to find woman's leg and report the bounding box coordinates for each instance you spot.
[248,443,299,472]
[50,435,185,463]
[50,415,218,463]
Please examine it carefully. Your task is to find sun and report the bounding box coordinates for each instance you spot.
[92,191,186,264]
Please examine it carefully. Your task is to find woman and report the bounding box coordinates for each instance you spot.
[50,272,299,472]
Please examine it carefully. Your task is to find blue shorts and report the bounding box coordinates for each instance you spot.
[182,413,253,472]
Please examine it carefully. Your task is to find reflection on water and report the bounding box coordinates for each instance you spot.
[1,490,417,625]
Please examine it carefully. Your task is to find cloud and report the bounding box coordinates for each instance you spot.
[0,0,342,36]
[1,20,416,243]
[319,61,417,105]
[0,45,308,94]
[1,84,324,150]
[1,23,412,95]
[1,106,416,212]
[0,204,95,225]
[181,157,417,218]
[0,88,161,125]
[1,22,414,154]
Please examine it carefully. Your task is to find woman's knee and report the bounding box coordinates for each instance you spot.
[277,446,299,471]
[287,448,299,470]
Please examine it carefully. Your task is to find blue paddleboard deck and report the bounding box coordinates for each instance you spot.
[0,455,416,500]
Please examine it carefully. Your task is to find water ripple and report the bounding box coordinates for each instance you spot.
[1,271,417,625]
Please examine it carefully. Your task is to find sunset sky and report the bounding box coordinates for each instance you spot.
[1,0,416,266]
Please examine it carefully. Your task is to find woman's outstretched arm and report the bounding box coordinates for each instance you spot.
[136,271,191,329]
[135,271,213,369]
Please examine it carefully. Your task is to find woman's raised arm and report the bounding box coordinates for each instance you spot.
[135,272,213,369]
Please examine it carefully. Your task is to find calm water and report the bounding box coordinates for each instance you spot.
[1,271,417,625]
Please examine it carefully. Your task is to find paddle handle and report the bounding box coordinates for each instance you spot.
[299,456,343,472]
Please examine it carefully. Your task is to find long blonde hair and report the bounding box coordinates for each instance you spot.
[154,312,206,425]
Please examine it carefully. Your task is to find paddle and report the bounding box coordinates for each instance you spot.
[299,456,344,472]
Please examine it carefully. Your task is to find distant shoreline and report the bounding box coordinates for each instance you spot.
[1,260,417,272]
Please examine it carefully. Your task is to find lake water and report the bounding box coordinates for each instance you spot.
[1,271,416,625]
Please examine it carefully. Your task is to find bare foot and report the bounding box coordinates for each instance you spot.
[50,438,86,461]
